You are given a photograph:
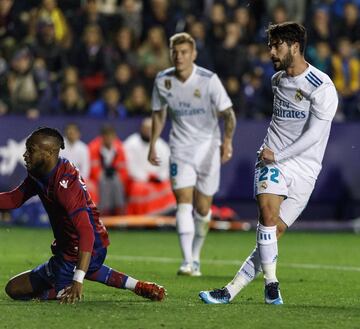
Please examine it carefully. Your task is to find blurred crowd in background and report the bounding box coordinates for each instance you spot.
[0,0,359,121]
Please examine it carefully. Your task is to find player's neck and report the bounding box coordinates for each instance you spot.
[175,64,194,82]
[285,58,308,77]
[39,158,59,177]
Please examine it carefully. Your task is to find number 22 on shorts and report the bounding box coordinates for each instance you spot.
[259,166,280,183]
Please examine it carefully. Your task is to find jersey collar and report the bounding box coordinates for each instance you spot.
[175,63,196,85]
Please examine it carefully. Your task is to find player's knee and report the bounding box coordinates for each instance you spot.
[194,209,211,237]
[259,206,278,226]
[5,280,18,299]
[194,208,211,222]
[194,206,210,217]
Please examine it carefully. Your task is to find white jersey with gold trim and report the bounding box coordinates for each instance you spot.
[152,64,232,155]
[264,63,338,180]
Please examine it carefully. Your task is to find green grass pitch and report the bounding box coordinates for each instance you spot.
[0,227,360,329]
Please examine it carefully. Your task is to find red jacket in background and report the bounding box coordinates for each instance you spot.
[88,136,129,204]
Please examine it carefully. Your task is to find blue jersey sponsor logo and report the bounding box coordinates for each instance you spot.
[274,107,306,119]
[273,95,306,119]
[173,108,206,116]
[171,101,206,116]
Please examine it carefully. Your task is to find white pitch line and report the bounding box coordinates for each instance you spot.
[106,255,360,272]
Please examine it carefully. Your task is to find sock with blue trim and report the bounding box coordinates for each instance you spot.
[86,264,138,290]
[257,224,278,285]
[225,246,262,300]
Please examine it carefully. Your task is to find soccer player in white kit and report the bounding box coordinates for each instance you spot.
[148,32,236,276]
[199,22,338,304]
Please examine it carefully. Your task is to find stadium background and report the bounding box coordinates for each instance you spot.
[0,0,359,227]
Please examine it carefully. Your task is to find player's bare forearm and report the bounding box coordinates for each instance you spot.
[149,110,166,166]
[150,110,166,146]
[220,107,236,140]
[219,108,236,163]
[0,183,30,209]
[76,250,92,273]
[60,251,91,304]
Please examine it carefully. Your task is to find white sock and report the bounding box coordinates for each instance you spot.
[176,203,194,264]
[192,209,211,263]
[124,276,138,290]
[257,223,278,285]
[225,246,262,301]
[179,234,193,264]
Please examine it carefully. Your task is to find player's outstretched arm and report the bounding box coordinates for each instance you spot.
[148,109,167,166]
[219,107,236,164]
[57,182,95,304]
[0,179,36,210]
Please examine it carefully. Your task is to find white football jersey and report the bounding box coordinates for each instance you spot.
[152,64,232,153]
[264,63,338,180]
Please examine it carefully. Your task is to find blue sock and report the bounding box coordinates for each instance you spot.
[86,264,128,289]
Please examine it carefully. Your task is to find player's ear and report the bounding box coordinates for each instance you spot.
[293,42,300,54]
[192,47,197,61]
[169,48,174,61]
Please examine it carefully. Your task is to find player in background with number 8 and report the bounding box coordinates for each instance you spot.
[199,22,338,305]
[149,33,236,277]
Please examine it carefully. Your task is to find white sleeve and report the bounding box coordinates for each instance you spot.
[274,113,331,162]
[209,74,232,112]
[80,146,90,180]
[310,83,338,121]
[151,78,166,111]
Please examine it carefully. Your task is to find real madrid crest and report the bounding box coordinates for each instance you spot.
[295,89,303,102]
[165,79,172,90]
[194,89,201,98]
[260,182,268,190]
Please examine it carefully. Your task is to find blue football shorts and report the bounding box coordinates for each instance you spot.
[29,247,107,293]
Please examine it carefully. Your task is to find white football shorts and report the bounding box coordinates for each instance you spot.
[169,142,221,196]
[254,162,315,227]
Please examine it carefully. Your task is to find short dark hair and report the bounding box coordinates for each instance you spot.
[266,21,307,54]
[31,127,65,150]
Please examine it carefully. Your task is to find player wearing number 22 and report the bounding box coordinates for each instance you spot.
[149,32,236,276]
[199,22,338,305]
[1,127,165,304]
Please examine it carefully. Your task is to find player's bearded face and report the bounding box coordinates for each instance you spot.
[270,40,294,71]
[23,140,47,173]
[275,48,293,71]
